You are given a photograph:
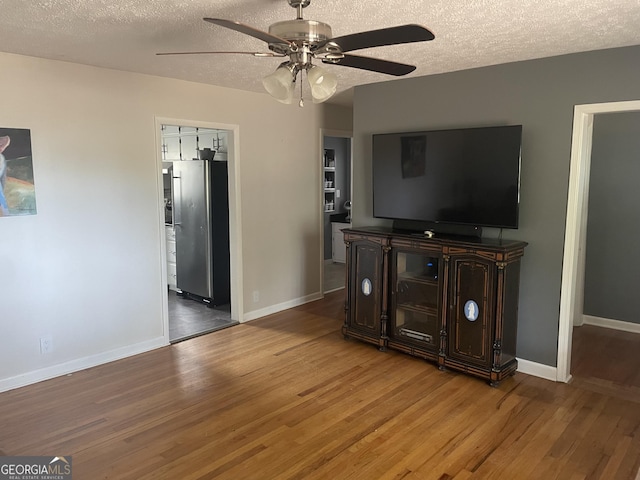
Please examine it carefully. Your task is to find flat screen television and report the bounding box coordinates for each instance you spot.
[372,125,522,230]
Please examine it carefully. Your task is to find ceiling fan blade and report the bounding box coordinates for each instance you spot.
[323,54,416,76]
[204,18,291,46]
[156,51,284,57]
[322,24,434,53]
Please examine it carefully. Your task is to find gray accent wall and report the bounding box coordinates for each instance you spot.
[584,111,640,324]
[352,45,640,367]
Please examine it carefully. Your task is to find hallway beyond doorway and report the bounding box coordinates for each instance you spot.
[571,324,640,392]
[324,259,345,293]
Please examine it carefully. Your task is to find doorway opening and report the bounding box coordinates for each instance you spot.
[321,130,352,294]
[156,118,243,344]
[558,100,640,383]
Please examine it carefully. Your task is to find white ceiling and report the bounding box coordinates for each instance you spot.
[2,0,640,107]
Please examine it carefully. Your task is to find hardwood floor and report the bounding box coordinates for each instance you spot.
[570,324,640,408]
[1,292,639,479]
[572,324,640,387]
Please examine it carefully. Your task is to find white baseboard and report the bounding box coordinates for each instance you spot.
[582,315,640,334]
[0,336,168,393]
[324,286,345,294]
[517,357,558,382]
[242,292,324,323]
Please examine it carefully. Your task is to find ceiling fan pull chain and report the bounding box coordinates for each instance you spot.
[299,70,304,107]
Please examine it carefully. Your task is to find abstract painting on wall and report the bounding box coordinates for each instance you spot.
[0,127,37,217]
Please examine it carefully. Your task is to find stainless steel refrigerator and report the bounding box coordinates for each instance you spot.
[172,160,230,306]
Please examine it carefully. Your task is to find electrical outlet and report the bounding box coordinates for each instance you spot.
[252,291,260,303]
[40,335,53,354]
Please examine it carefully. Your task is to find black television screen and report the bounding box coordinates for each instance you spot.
[372,125,522,229]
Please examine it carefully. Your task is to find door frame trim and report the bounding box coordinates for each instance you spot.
[319,128,353,294]
[155,117,243,342]
[557,100,640,382]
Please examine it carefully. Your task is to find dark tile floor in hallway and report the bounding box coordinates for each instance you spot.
[168,291,237,343]
[324,259,345,293]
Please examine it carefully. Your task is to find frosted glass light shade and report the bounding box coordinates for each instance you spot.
[262,64,295,104]
[307,65,337,103]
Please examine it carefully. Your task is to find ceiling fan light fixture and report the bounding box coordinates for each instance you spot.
[163,3,435,107]
[307,65,337,103]
[262,63,296,104]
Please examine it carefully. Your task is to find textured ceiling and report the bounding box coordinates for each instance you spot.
[2,0,640,106]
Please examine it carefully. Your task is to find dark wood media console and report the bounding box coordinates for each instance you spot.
[342,227,527,386]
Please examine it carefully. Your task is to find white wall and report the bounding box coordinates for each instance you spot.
[0,52,352,391]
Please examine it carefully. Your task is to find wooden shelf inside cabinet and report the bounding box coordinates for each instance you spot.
[389,247,442,358]
[395,303,438,315]
[397,272,439,285]
[394,305,438,347]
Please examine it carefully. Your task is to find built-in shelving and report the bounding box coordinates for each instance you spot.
[324,149,336,212]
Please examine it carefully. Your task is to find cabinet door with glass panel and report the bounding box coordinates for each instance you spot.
[388,247,442,360]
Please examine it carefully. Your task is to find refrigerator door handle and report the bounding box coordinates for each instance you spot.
[172,173,182,226]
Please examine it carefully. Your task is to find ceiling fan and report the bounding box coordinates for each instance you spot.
[158,0,435,106]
